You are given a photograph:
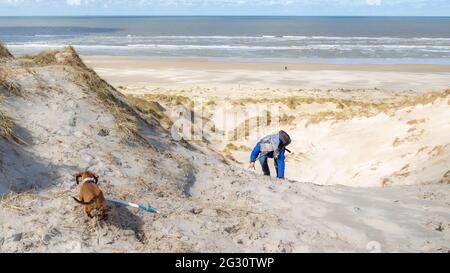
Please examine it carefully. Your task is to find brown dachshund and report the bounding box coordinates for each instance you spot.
[73,171,107,219]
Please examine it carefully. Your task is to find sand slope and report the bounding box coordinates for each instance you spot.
[126,88,450,188]
[227,91,450,187]
[0,47,449,252]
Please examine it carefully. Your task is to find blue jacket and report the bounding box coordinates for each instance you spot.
[250,138,286,178]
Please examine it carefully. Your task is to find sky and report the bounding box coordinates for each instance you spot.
[0,0,449,16]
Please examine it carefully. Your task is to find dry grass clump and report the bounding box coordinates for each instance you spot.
[0,106,20,143]
[406,119,426,125]
[381,178,393,187]
[0,191,51,214]
[392,129,425,147]
[285,152,308,163]
[393,164,411,178]
[0,69,21,95]
[25,46,86,67]
[393,89,450,108]
[0,42,13,59]
[31,50,58,65]
[73,69,140,137]
[233,89,450,127]
[428,144,447,157]
[126,95,173,126]
[206,99,217,107]
[222,143,249,162]
[441,170,450,184]
[139,94,218,145]
[143,93,194,110]
[303,111,352,127]
[55,46,86,67]
[224,143,250,152]
[232,96,375,110]
[222,89,450,137]
[280,114,296,125]
[0,105,22,167]
[303,89,450,126]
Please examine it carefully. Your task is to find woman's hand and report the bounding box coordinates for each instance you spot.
[248,162,256,170]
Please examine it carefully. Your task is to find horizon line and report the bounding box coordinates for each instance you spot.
[0,15,449,18]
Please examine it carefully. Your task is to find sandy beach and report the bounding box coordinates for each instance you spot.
[84,56,450,98]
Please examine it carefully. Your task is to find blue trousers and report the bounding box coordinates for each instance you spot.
[259,152,279,177]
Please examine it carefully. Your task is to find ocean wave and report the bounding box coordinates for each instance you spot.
[32,34,450,42]
[8,43,450,52]
[115,36,450,43]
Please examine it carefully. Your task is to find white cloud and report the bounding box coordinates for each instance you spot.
[0,0,448,15]
[0,0,435,8]
[66,0,81,6]
[366,0,381,5]
[0,0,25,5]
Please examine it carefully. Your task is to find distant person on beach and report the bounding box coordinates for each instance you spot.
[249,130,291,179]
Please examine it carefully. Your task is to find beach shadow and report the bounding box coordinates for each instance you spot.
[183,168,197,197]
[0,124,77,194]
[107,202,146,243]
[0,142,47,193]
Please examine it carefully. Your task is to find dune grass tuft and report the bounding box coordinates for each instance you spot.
[31,50,58,65]
[0,42,13,59]
[73,69,140,138]
[441,170,450,184]
[142,93,195,110]
[304,111,350,127]
[56,46,86,67]
[222,143,250,162]
[233,89,450,127]
[232,96,377,110]
[206,99,217,107]
[0,104,21,144]
[406,119,425,125]
[381,178,393,187]
[0,69,21,95]
[0,108,15,141]
[302,89,450,126]
[21,46,87,68]
[225,143,251,152]
[126,95,173,127]
[280,114,296,125]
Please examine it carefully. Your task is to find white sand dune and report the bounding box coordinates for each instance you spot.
[225,92,450,187]
[0,47,449,253]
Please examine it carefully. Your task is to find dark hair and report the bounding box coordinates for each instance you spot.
[279,130,291,146]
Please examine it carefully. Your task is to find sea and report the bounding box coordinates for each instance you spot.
[1,16,450,64]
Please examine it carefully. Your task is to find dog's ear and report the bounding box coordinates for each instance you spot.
[75,173,82,185]
[94,174,99,184]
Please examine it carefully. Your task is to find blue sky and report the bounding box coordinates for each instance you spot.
[0,0,449,16]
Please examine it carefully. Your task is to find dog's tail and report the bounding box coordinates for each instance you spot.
[72,196,98,205]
